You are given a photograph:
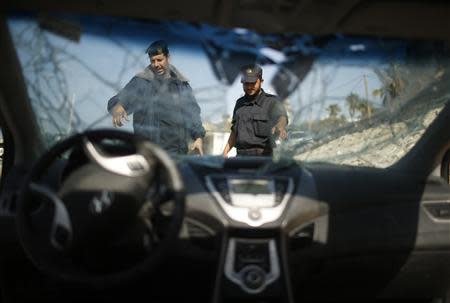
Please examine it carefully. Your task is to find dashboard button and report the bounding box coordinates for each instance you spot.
[248,209,261,221]
[242,266,266,290]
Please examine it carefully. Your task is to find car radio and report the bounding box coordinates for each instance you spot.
[205,175,294,227]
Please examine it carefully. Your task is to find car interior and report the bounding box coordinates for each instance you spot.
[0,1,450,303]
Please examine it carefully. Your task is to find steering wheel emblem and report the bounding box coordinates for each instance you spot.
[89,190,114,214]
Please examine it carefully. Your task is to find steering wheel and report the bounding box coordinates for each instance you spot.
[16,129,185,287]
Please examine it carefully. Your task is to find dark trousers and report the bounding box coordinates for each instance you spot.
[236,147,272,156]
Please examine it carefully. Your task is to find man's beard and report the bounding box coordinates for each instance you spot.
[246,89,260,99]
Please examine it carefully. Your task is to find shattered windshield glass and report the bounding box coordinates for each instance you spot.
[7,13,450,167]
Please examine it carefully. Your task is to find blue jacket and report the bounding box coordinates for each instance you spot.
[108,65,205,154]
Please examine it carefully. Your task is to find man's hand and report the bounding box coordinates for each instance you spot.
[272,116,288,141]
[191,138,204,155]
[222,130,236,158]
[112,104,129,127]
[272,125,287,140]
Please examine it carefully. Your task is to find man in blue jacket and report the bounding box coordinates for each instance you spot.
[107,40,205,155]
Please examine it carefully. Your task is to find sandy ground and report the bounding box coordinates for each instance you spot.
[292,105,445,168]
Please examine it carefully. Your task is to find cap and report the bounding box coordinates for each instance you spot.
[241,65,263,83]
[146,40,169,56]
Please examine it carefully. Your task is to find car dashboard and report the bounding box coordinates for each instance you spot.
[173,156,450,302]
[0,145,449,302]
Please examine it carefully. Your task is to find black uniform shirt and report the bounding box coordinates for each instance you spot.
[231,89,287,150]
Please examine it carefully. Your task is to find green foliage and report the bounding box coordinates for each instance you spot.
[345,93,376,120]
[345,93,359,120]
[326,104,341,119]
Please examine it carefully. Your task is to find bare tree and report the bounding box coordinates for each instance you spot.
[10,21,147,144]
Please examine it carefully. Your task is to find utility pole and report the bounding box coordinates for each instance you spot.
[67,93,76,134]
[363,74,371,119]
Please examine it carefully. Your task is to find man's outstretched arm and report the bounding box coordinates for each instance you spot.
[107,76,147,127]
[184,85,206,139]
[270,99,288,140]
[182,83,205,155]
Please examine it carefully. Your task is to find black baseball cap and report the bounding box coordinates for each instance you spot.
[146,40,169,56]
[241,64,263,83]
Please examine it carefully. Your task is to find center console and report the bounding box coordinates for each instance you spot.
[225,238,279,294]
[206,173,295,302]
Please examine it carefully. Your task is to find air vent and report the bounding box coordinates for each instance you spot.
[423,202,450,221]
[290,223,315,250]
[185,219,215,238]
[185,219,217,251]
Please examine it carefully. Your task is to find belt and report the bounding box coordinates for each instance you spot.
[236,147,272,156]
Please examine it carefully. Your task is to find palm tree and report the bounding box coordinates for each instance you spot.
[373,63,406,109]
[345,93,359,121]
[356,100,374,119]
[326,104,341,119]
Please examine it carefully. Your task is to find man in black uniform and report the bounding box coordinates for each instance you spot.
[107,40,205,155]
[222,64,288,157]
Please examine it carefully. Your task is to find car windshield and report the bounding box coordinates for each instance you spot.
[7,13,450,168]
